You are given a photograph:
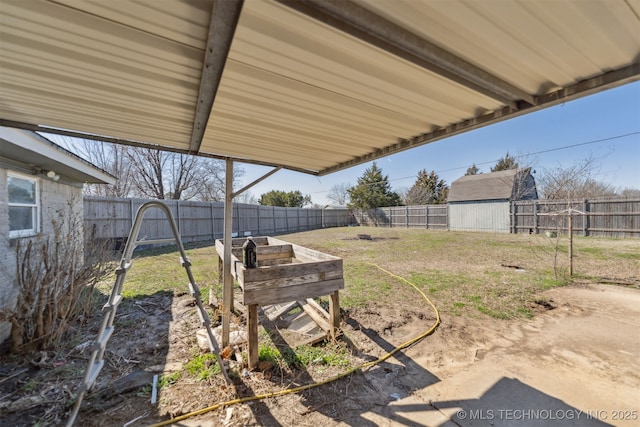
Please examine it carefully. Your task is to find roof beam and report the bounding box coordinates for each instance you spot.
[189,0,244,154]
[274,0,535,109]
[318,62,640,176]
[0,119,319,174]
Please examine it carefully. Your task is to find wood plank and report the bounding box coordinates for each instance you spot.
[329,291,340,340]
[293,247,341,262]
[286,312,321,335]
[262,301,300,321]
[247,304,258,370]
[233,298,246,315]
[305,298,330,321]
[228,245,294,261]
[299,301,332,333]
[224,237,269,247]
[217,242,294,269]
[243,279,344,305]
[296,331,329,346]
[215,239,225,257]
[244,269,343,290]
[239,259,342,283]
[258,258,295,267]
[244,277,345,299]
[267,237,341,261]
[257,244,294,260]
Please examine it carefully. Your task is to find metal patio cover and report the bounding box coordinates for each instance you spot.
[1,0,639,176]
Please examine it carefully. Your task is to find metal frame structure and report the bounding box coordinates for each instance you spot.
[2,1,638,175]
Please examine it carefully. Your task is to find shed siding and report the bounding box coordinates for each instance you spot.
[449,201,510,233]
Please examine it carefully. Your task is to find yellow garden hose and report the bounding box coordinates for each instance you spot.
[149,263,440,427]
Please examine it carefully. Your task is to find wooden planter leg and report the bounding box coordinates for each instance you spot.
[329,291,340,340]
[211,255,222,306]
[248,304,258,369]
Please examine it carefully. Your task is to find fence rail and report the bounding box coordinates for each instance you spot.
[83,197,355,246]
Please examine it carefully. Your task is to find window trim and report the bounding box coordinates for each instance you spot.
[8,171,40,238]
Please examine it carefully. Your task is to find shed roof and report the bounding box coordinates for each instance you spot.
[448,169,530,202]
[0,127,116,184]
[1,0,639,175]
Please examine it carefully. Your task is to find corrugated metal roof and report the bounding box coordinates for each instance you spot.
[1,0,639,176]
[448,169,535,202]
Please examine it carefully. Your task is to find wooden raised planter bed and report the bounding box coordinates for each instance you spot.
[215,236,344,368]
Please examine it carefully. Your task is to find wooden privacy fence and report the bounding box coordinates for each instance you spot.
[84,197,639,242]
[512,199,640,238]
[353,200,638,238]
[83,197,356,246]
[353,205,448,229]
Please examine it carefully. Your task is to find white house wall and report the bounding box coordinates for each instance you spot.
[0,169,16,343]
[449,201,510,233]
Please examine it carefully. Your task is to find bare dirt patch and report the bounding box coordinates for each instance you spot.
[3,283,638,426]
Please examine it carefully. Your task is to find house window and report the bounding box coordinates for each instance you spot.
[8,172,39,238]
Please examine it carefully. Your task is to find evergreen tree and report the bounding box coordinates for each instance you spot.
[405,169,448,205]
[491,152,519,172]
[259,190,311,207]
[347,162,401,210]
[465,164,480,175]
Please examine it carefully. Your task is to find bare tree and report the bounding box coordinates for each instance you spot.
[127,148,169,199]
[235,191,257,205]
[619,188,640,198]
[195,161,245,202]
[538,156,617,200]
[53,137,134,197]
[126,148,244,200]
[327,182,350,206]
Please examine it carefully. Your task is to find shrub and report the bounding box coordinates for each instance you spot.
[1,204,113,352]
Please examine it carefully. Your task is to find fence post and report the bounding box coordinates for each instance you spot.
[406,206,409,228]
[511,201,516,234]
[214,202,216,242]
[533,201,538,235]
[234,203,239,236]
[583,199,589,236]
[425,205,429,229]
[129,199,135,233]
[257,205,261,236]
[286,208,290,232]
[176,200,181,233]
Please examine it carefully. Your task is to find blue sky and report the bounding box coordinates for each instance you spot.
[241,81,640,205]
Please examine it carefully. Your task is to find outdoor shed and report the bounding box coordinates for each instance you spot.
[448,169,537,233]
[0,127,115,345]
